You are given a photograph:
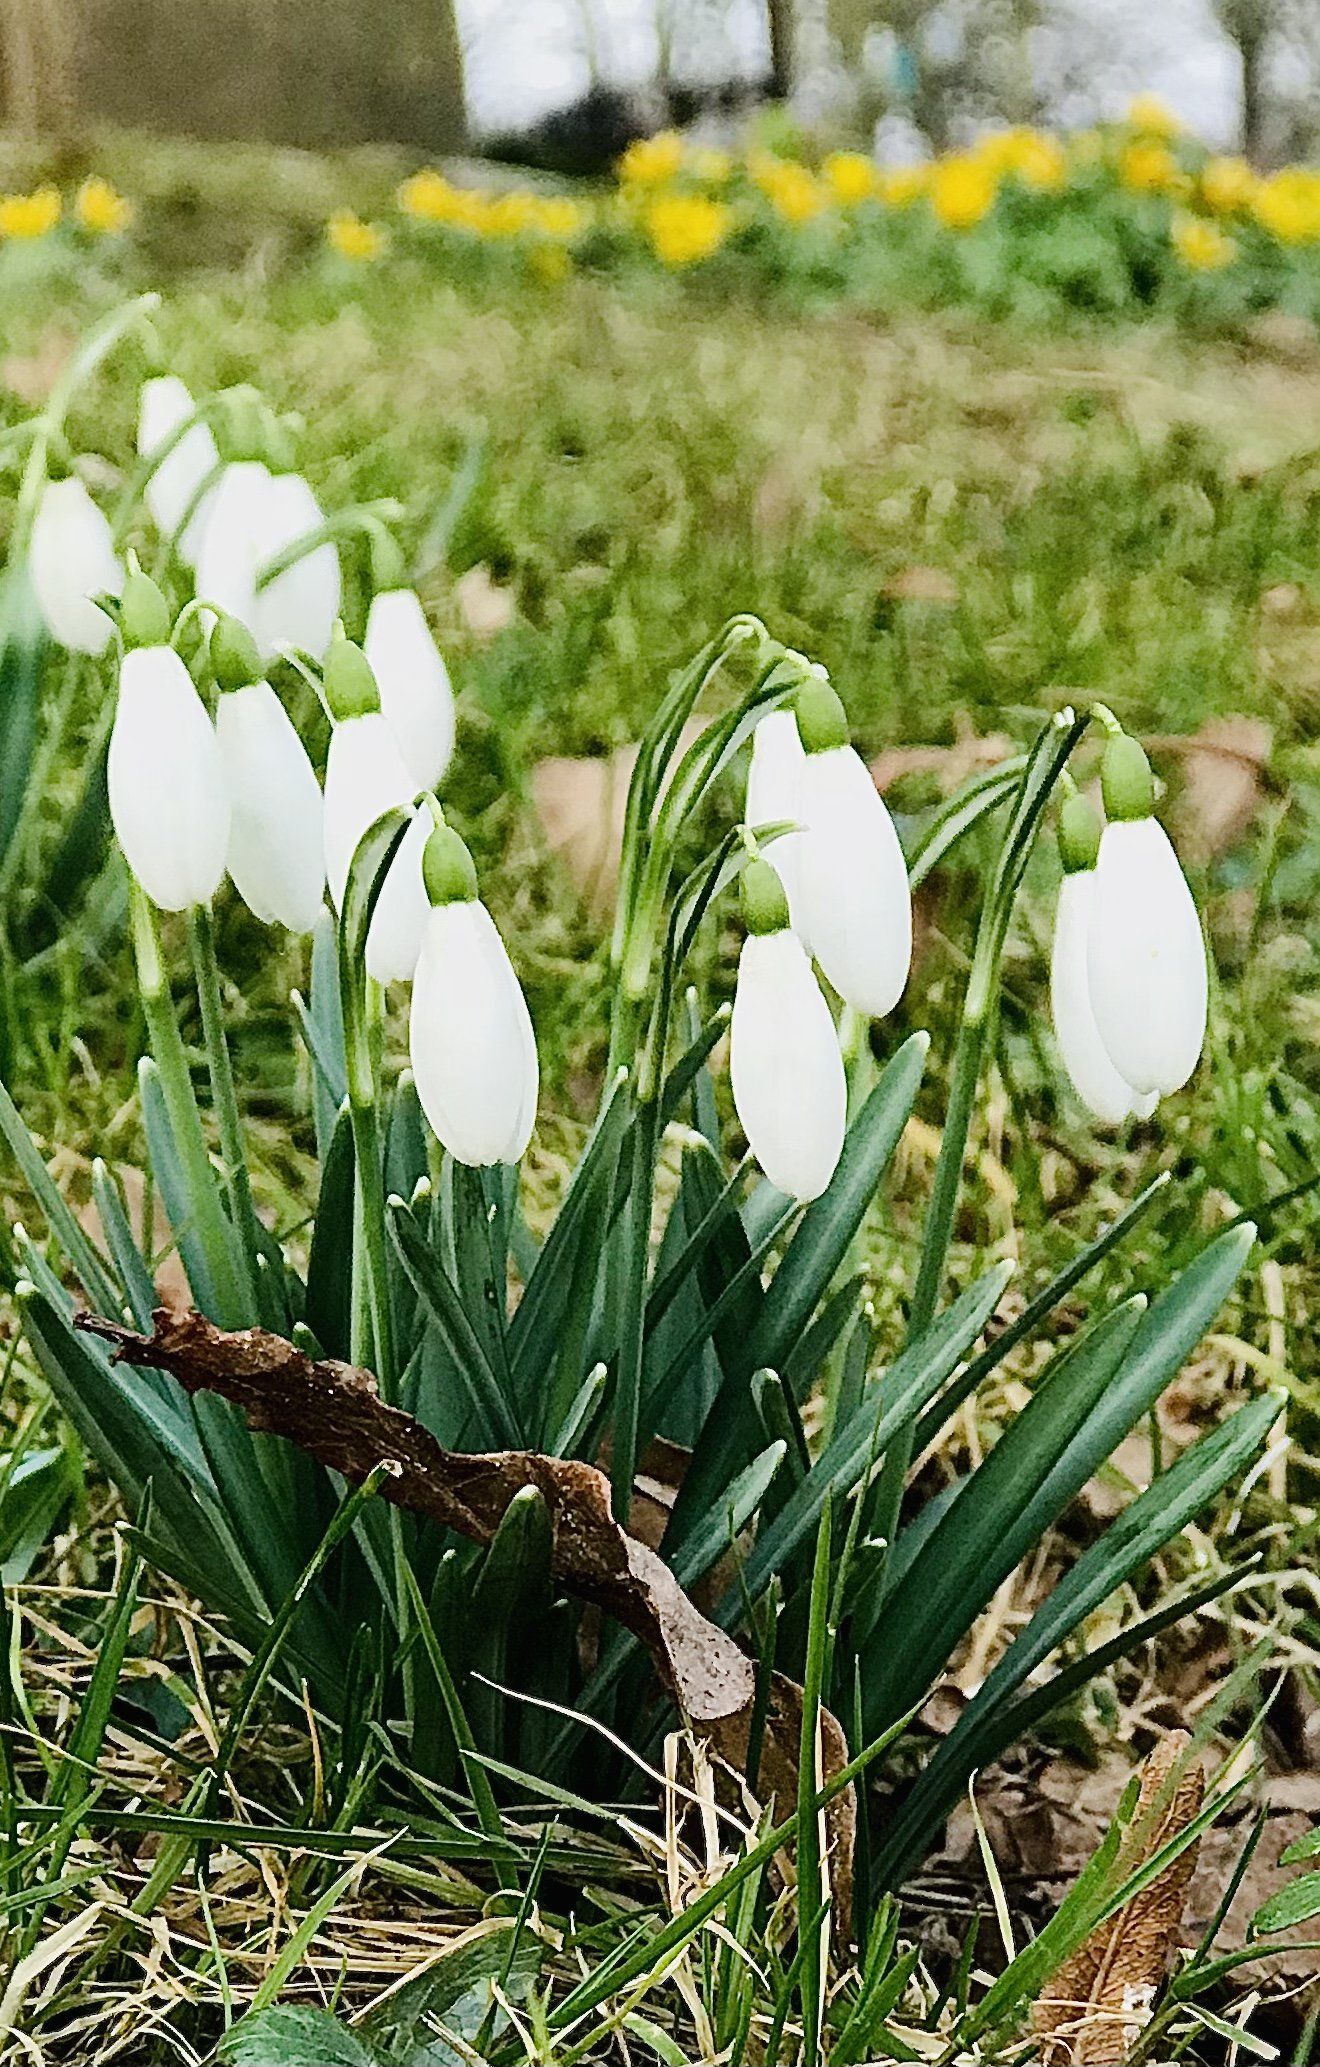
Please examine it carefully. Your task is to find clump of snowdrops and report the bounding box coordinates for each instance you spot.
[0,302,1280,1987]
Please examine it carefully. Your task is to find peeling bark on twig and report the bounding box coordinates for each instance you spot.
[76,1307,855,1924]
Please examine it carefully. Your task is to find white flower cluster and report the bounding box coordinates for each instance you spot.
[28,375,529,1168]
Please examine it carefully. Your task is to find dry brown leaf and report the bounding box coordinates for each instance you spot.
[76,1307,855,1924]
[532,720,705,922]
[882,565,959,604]
[870,733,1012,796]
[1148,717,1272,868]
[453,564,516,640]
[1186,1773,1320,1996]
[2,330,73,404]
[1033,1731,1204,2066]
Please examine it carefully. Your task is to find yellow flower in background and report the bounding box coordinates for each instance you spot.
[1119,139,1182,194]
[528,194,586,241]
[1172,213,1236,269]
[1199,156,1257,215]
[619,131,685,186]
[76,176,132,235]
[929,155,997,229]
[754,157,826,224]
[1253,168,1320,243]
[878,164,929,207]
[398,168,455,220]
[977,128,1066,190]
[1127,93,1180,137]
[823,151,878,205]
[327,210,385,262]
[645,191,733,265]
[483,191,538,238]
[0,186,61,239]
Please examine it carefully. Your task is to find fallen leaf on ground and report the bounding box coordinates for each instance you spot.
[453,564,516,640]
[532,721,704,922]
[883,565,959,604]
[1033,1731,1204,2066]
[2,331,73,404]
[870,733,1012,795]
[1149,716,1271,867]
[77,1307,855,1924]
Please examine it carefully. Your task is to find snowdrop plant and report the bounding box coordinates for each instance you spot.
[1,499,1276,1989]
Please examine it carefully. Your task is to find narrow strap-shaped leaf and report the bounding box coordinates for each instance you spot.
[711,1262,1013,1614]
[871,1390,1280,1889]
[0,1072,121,1315]
[138,1057,220,1319]
[305,1102,355,1363]
[90,1157,161,1334]
[388,1198,522,1448]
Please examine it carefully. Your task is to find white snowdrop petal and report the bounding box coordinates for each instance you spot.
[323,711,415,912]
[255,473,340,665]
[365,807,432,984]
[193,461,273,645]
[216,682,325,932]
[796,745,912,1018]
[1051,871,1146,1126]
[746,709,807,935]
[730,929,846,1203]
[108,646,230,910]
[1088,817,1208,1097]
[29,478,122,655]
[410,901,540,1167]
[137,376,220,563]
[365,589,456,792]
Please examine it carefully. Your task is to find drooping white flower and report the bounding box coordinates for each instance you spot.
[256,470,341,664]
[409,825,538,1166]
[364,805,432,984]
[210,616,325,932]
[1052,857,1155,1126]
[746,708,806,932]
[194,461,340,665]
[1087,735,1208,1099]
[323,708,414,913]
[28,476,122,655]
[792,678,912,1019]
[364,587,456,792]
[136,376,221,564]
[730,858,846,1203]
[108,574,230,911]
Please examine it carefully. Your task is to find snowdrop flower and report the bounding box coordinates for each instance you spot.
[257,468,341,664]
[792,677,912,1019]
[409,822,538,1167]
[28,476,122,655]
[364,586,456,792]
[210,615,325,933]
[194,458,275,644]
[137,375,221,564]
[730,857,846,1203]
[107,568,230,911]
[1087,733,1208,1098]
[320,634,430,980]
[1051,795,1156,1126]
[193,405,340,664]
[745,707,807,932]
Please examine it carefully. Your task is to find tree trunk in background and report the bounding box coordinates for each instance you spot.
[1211,0,1275,164]
[5,0,467,151]
[0,0,75,135]
[767,0,795,96]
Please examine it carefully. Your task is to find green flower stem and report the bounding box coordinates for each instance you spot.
[343,970,397,1401]
[870,707,1088,1560]
[255,502,404,590]
[130,883,247,1327]
[187,901,264,1313]
[111,399,221,545]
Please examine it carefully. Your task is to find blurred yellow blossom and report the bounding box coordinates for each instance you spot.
[528,195,586,240]
[398,168,455,221]
[929,155,997,229]
[1199,156,1257,214]
[753,157,826,224]
[823,151,878,205]
[1253,169,1320,243]
[0,186,61,239]
[1127,94,1180,136]
[1118,140,1182,194]
[1172,213,1236,269]
[76,176,132,235]
[878,164,929,207]
[979,128,1066,190]
[482,192,539,238]
[327,210,385,262]
[619,131,685,186]
[645,191,733,265]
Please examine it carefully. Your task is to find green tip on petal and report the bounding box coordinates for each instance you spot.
[119,566,172,650]
[323,630,380,721]
[370,529,407,594]
[210,613,265,692]
[795,675,849,755]
[219,383,267,463]
[741,856,791,936]
[422,823,478,906]
[1058,791,1102,873]
[1100,732,1155,823]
